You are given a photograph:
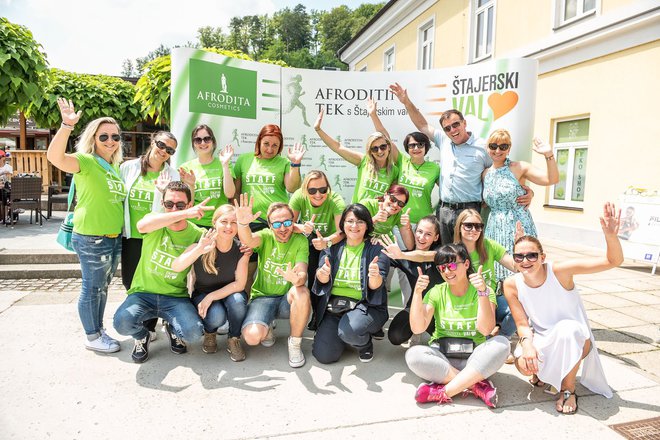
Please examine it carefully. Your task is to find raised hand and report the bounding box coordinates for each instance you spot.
[287,142,306,164]
[155,169,172,193]
[368,256,380,278]
[414,266,430,293]
[600,202,621,236]
[233,193,261,225]
[196,228,218,254]
[389,83,408,104]
[57,97,82,126]
[514,220,525,242]
[313,109,324,131]
[317,256,331,280]
[469,265,487,293]
[218,144,234,166]
[275,262,298,284]
[531,137,553,157]
[178,167,196,190]
[378,234,404,260]
[400,208,411,229]
[302,214,317,236]
[373,201,388,223]
[312,229,326,250]
[185,197,215,220]
[367,98,377,116]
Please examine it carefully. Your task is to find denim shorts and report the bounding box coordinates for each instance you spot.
[242,294,290,329]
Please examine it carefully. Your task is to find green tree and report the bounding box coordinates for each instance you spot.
[197,26,227,49]
[272,4,311,52]
[135,44,171,75]
[318,5,353,54]
[121,59,136,77]
[0,18,49,125]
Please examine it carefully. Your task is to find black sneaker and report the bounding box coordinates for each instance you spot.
[131,335,150,363]
[164,322,187,354]
[359,343,374,363]
[372,329,385,340]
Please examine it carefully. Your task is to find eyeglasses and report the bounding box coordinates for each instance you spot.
[193,136,213,145]
[270,219,293,229]
[98,134,121,142]
[308,186,328,195]
[407,142,425,150]
[155,140,176,155]
[512,252,540,263]
[488,143,511,151]
[442,121,462,132]
[217,220,237,228]
[437,261,465,272]
[345,219,367,227]
[163,200,187,210]
[387,194,406,208]
[370,143,389,153]
[462,222,484,232]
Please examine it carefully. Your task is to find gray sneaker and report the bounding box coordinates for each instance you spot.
[261,325,276,347]
[85,334,120,353]
[288,336,305,368]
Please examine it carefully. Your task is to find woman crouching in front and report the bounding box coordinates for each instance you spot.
[405,243,509,407]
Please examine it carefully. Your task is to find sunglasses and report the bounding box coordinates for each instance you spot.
[513,252,540,263]
[270,219,293,229]
[98,133,121,142]
[442,121,462,132]
[155,140,176,155]
[163,200,187,210]
[387,194,406,208]
[488,143,511,151]
[370,143,389,153]
[407,142,425,150]
[308,186,328,195]
[193,136,213,145]
[462,222,484,232]
[437,260,465,272]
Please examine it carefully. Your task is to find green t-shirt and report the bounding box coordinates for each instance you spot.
[251,229,309,299]
[127,171,159,238]
[128,221,204,297]
[180,157,233,227]
[424,282,497,345]
[469,238,506,292]
[361,198,401,239]
[330,242,364,301]
[289,188,345,237]
[234,153,290,221]
[352,156,399,203]
[72,153,126,235]
[396,155,440,224]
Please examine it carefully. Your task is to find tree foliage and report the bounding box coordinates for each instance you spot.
[0,17,49,125]
[27,69,140,132]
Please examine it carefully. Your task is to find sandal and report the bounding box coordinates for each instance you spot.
[529,374,546,387]
[556,389,578,414]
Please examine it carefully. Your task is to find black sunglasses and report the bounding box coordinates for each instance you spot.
[407,142,425,150]
[513,252,540,263]
[488,143,511,151]
[370,143,389,153]
[163,200,187,210]
[388,194,406,208]
[308,186,328,195]
[193,136,213,145]
[462,222,484,232]
[155,140,176,155]
[442,121,462,132]
[98,133,121,142]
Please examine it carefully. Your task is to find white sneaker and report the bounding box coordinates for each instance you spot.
[149,331,158,342]
[85,334,120,353]
[261,324,276,347]
[288,336,305,368]
[216,321,229,335]
[409,334,422,346]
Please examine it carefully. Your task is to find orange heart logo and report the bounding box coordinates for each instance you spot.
[488,91,519,120]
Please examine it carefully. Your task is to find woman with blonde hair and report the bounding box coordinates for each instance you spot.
[172,204,249,361]
[47,98,127,353]
[314,109,399,203]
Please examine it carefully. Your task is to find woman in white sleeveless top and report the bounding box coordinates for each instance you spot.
[503,202,623,414]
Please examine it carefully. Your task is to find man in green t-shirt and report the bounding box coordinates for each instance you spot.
[113,181,213,363]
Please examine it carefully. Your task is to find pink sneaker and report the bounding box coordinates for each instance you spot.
[415,383,452,404]
[472,379,498,408]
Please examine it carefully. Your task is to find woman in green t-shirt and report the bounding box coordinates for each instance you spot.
[314,109,399,203]
[46,98,127,354]
[405,243,509,408]
[180,124,235,227]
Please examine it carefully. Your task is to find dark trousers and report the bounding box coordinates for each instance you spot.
[121,237,157,332]
[312,304,388,364]
[306,242,321,326]
[437,202,482,245]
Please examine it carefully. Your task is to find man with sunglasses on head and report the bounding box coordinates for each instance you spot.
[389,83,533,245]
[113,181,214,363]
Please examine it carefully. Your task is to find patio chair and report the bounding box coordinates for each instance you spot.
[6,176,43,227]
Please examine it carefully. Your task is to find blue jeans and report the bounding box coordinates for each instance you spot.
[71,232,121,338]
[113,293,204,343]
[242,295,291,329]
[192,291,248,337]
[496,294,516,338]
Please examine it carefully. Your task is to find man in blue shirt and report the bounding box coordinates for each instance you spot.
[390,82,532,244]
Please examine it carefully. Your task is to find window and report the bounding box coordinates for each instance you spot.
[418,20,434,70]
[472,0,495,62]
[556,0,597,27]
[384,47,395,72]
[550,118,590,208]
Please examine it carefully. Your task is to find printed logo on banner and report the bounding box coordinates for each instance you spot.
[189,59,257,119]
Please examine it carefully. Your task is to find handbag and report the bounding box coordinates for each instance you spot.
[326,295,358,316]
[55,178,76,252]
[436,337,476,359]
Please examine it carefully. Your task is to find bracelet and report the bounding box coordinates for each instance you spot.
[290,162,301,168]
[237,222,250,227]
[519,336,530,344]
[60,123,74,131]
[545,155,554,161]
[477,289,489,297]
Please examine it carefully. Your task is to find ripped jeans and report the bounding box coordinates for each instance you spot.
[71,232,121,338]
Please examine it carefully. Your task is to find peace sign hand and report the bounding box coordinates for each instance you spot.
[57,97,82,126]
[185,197,215,220]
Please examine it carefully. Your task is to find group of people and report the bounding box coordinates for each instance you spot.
[47,81,622,413]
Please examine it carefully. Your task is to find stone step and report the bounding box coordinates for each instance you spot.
[0,263,121,279]
[0,249,80,265]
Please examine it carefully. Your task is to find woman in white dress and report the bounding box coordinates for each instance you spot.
[503,202,623,414]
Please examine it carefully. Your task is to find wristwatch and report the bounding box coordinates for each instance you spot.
[325,238,332,249]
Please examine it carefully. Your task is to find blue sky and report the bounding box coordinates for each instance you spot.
[1,0,382,76]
